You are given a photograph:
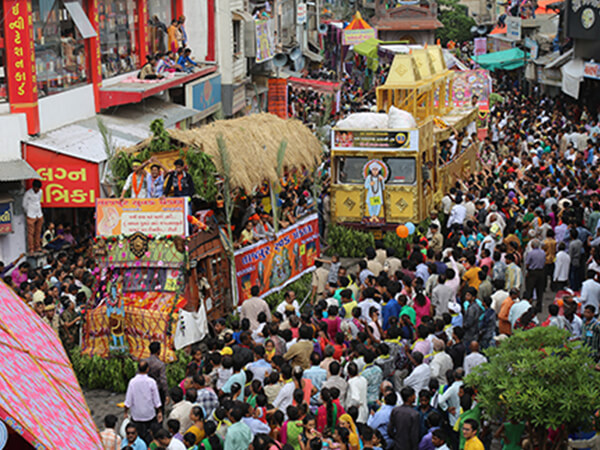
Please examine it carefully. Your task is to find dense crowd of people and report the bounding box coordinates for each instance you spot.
[9,35,600,448]
[91,85,600,450]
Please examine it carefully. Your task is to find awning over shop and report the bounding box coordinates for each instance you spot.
[26,97,201,165]
[99,66,217,109]
[354,38,382,70]
[0,281,103,448]
[472,48,527,71]
[545,48,573,69]
[533,51,561,66]
[0,160,41,181]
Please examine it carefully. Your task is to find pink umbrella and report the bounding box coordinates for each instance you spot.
[0,281,102,449]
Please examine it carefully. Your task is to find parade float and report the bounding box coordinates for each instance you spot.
[81,114,323,362]
[330,45,480,232]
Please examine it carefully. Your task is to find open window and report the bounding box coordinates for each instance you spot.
[32,0,92,97]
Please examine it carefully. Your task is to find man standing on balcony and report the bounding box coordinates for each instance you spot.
[23,179,43,254]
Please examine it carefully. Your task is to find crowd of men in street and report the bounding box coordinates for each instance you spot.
[93,85,600,450]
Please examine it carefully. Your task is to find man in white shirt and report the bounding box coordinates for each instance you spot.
[156,429,186,449]
[345,362,369,423]
[429,340,453,385]
[438,369,464,427]
[120,159,150,200]
[23,179,44,254]
[275,290,300,316]
[403,351,431,398]
[580,271,600,311]
[240,286,271,329]
[464,342,487,375]
[167,386,193,433]
[491,286,509,314]
[447,194,467,228]
[553,242,570,289]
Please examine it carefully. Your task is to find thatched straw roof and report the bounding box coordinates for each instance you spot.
[122,113,323,193]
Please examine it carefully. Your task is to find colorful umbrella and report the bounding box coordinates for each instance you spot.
[0,281,102,449]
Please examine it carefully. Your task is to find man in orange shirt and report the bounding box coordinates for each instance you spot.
[498,288,519,336]
[461,255,482,291]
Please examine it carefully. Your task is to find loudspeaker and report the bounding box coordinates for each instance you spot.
[319,24,328,34]
[290,47,302,61]
[273,53,288,67]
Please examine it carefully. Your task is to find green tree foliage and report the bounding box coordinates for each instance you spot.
[466,327,600,449]
[435,0,476,45]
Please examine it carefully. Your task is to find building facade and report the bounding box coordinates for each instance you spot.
[0,0,219,262]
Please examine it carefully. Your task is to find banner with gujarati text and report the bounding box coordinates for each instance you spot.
[96,198,188,237]
[235,214,320,303]
[25,145,99,207]
[343,28,376,46]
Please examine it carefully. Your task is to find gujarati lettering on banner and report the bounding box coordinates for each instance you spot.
[25,145,100,207]
[96,198,188,237]
[4,0,39,133]
[342,28,377,46]
[234,214,320,302]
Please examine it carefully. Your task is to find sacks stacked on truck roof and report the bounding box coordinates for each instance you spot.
[335,106,417,129]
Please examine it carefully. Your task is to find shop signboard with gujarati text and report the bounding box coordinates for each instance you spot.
[343,28,377,46]
[3,0,39,134]
[0,203,12,234]
[24,145,99,208]
[96,198,188,237]
[234,214,320,302]
[332,129,419,151]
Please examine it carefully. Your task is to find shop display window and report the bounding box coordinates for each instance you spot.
[99,0,139,78]
[32,0,91,97]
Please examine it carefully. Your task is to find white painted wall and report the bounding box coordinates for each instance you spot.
[0,114,28,161]
[217,0,234,85]
[38,84,96,134]
[185,0,209,61]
